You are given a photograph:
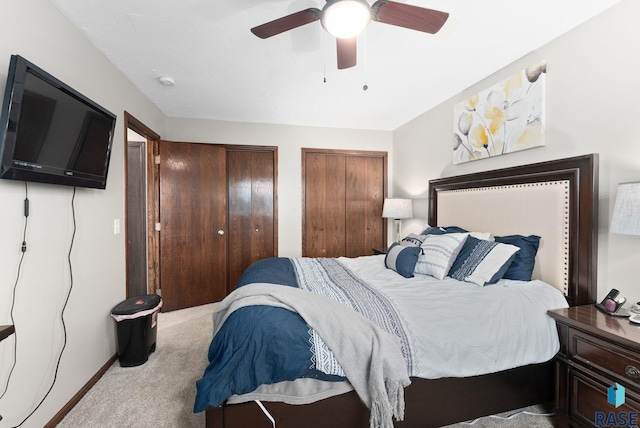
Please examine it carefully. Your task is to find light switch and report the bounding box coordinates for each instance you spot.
[114,219,121,235]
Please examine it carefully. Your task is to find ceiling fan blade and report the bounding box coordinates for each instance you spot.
[371,1,449,34]
[251,8,321,39]
[336,37,357,70]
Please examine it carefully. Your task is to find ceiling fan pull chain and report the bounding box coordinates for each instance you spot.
[362,29,368,91]
[323,28,327,83]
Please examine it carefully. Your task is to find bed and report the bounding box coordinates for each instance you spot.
[198,154,599,428]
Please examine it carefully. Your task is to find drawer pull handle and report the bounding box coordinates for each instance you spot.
[625,366,640,378]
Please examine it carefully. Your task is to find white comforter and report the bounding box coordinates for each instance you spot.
[226,255,568,405]
[339,255,568,379]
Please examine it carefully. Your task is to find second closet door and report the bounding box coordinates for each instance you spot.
[227,149,277,292]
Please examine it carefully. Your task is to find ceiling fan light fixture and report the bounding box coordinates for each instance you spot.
[321,0,371,39]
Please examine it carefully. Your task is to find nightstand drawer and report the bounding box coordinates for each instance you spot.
[570,368,640,427]
[570,329,640,388]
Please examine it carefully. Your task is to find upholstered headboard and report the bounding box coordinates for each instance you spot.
[428,154,598,306]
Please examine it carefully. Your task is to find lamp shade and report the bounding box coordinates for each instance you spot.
[610,181,640,236]
[382,198,413,219]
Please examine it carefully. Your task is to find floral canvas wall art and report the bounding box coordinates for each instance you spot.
[453,60,546,164]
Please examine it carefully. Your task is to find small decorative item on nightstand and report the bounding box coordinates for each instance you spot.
[595,288,629,316]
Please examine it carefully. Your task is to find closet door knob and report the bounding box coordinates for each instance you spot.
[218,230,225,236]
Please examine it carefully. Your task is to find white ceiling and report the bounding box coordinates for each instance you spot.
[49,0,622,131]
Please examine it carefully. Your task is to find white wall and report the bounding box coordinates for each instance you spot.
[164,118,394,257]
[0,0,635,425]
[0,1,165,427]
[393,0,640,304]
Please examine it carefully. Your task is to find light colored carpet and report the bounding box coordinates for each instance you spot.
[444,403,554,427]
[58,303,217,428]
[58,302,554,427]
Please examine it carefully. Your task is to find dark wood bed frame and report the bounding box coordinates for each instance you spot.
[205,154,599,428]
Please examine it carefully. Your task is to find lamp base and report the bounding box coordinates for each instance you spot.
[394,219,402,243]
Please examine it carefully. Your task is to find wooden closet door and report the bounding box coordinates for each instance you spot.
[345,156,385,257]
[158,141,227,311]
[227,149,277,291]
[303,149,387,258]
[303,152,346,257]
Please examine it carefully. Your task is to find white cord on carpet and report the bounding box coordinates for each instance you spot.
[255,400,276,428]
[462,409,555,425]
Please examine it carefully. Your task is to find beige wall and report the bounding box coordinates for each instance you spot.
[164,118,393,257]
[1,0,637,426]
[393,0,640,304]
[0,1,165,427]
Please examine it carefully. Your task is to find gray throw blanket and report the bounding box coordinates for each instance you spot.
[212,283,411,428]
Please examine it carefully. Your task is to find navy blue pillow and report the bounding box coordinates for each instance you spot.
[494,235,541,281]
[441,226,469,234]
[420,225,471,235]
[384,243,422,278]
[419,226,446,235]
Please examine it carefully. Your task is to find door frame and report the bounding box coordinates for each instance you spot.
[124,112,161,296]
[124,116,280,302]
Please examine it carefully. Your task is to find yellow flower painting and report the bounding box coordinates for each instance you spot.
[453,60,546,164]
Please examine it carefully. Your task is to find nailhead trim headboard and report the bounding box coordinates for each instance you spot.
[429,154,598,306]
[436,181,570,295]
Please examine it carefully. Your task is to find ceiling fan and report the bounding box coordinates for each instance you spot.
[251,0,449,70]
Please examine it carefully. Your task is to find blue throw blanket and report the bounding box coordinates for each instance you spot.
[194,258,343,412]
[193,257,411,415]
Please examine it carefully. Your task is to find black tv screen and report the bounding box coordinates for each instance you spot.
[0,55,116,189]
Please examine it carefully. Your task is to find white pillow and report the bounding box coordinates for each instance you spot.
[414,233,469,279]
[469,231,494,241]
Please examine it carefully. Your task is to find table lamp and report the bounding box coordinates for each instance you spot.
[382,198,413,243]
[610,181,640,236]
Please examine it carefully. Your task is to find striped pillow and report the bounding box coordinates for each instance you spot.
[449,237,519,286]
[400,233,428,247]
[415,233,468,279]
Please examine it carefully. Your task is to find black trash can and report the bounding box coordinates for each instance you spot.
[111,294,162,367]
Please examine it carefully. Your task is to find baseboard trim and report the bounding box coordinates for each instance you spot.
[45,353,118,427]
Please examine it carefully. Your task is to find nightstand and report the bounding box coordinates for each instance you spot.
[372,247,387,255]
[548,305,640,427]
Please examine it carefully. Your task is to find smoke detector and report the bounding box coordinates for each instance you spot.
[158,76,175,86]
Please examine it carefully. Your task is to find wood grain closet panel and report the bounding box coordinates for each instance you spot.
[227,150,276,291]
[345,156,385,257]
[304,153,346,257]
[159,141,227,311]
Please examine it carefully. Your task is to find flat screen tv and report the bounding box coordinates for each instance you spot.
[0,55,116,189]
